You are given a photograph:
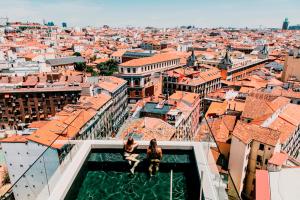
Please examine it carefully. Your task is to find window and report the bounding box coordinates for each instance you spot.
[265,159,268,165]
[127,68,130,73]
[121,68,124,73]
[134,79,140,86]
[259,144,264,151]
[256,155,262,163]
[133,68,136,73]
[135,90,140,97]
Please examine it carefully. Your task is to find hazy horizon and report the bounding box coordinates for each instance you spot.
[0,0,299,28]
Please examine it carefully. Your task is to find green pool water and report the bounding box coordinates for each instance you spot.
[76,170,186,200]
[65,149,201,200]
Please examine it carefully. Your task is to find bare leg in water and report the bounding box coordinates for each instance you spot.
[126,154,140,174]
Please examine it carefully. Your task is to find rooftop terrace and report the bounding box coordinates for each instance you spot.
[47,140,228,200]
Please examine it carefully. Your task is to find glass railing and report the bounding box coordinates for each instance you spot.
[0,136,84,200]
[200,115,241,200]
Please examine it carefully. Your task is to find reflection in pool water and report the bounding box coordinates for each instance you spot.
[65,150,200,200]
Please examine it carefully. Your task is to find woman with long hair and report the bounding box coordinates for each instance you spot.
[124,137,140,174]
[147,138,162,176]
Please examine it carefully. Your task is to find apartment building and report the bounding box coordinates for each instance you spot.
[46,56,85,72]
[0,94,113,200]
[228,95,300,199]
[228,121,281,199]
[281,48,300,82]
[121,50,156,63]
[118,53,181,103]
[90,76,128,134]
[140,41,168,51]
[162,66,221,110]
[131,91,201,140]
[110,50,126,64]
[0,73,84,129]
[197,50,269,81]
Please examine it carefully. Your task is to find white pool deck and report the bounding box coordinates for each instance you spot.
[46,140,228,200]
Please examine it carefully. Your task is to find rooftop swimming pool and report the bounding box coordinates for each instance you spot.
[65,149,202,200]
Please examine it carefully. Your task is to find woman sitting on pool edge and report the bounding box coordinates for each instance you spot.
[123,137,140,174]
[147,138,163,176]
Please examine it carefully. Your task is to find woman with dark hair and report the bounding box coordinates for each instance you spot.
[147,138,162,176]
[124,137,140,174]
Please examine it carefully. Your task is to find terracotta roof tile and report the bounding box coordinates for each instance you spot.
[120,53,180,67]
[232,121,280,145]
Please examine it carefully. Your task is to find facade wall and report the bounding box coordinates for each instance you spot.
[119,58,180,75]
[105,84,129,133]
[119,58,180,103]
[282,126,300,159]
[228,136,250,195]
[244,141,276,199]
[163,77,221,110]
[282,55,300,82]
[0,90,81,129]
[111,56,122,64]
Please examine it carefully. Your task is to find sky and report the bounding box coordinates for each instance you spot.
[0,0,299,28]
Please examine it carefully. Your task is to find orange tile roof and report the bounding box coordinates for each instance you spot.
[78,94,111,110]
[226,99,245,112]
[119,117,176,141]
[232,121,280,145]
[169,91,200,106]
[26,94,111,149]
[268,152,288,166]
[98,76,127,93]
[205,102,227,117]
[26,109,95,149]
[120,53,180,67]
[111,49,127,57]
[268,104,300,144]
[93,58,109,64]
[0,135,28,143]
[28,121,49,129]
[208,115,236,143]
[241,96,274,120]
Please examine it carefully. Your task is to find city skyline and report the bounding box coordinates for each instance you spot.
[0,0,300,28]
